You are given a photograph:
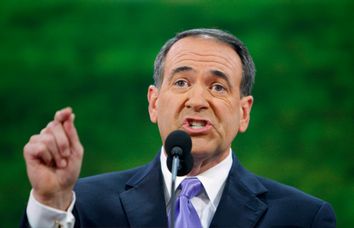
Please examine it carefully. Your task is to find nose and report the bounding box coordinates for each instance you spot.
[185,85,209,112]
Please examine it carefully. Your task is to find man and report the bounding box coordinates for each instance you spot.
[21,28,336,227]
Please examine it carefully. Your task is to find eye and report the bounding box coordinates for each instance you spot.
[211,83,226,93]
[174,79,189,88]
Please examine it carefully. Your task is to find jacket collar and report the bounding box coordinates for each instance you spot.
[119,154,168,227]
[210,153,268,227]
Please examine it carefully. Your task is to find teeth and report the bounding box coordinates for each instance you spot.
[189,120,206,129]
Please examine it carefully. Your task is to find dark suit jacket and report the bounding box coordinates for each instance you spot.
[21,153,336,227]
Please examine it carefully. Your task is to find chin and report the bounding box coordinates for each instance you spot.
[191,147,213,159]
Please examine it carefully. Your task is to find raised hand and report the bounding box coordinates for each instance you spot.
[23,107,84,210]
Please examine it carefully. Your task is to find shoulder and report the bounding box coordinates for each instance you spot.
[233,158,333,214]
[231,159,336,227]
[74,163,149,194]
[257,176,319,201]
[255,175,336,227]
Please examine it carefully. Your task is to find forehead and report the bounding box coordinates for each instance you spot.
[164,36,242,76]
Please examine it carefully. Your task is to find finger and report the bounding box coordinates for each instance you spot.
[40,123,67,159]
[40,132,62,166]
[39,125,67,168]
[54,107,72,123]
[40,121,54,134]
[41,127,58,152]
[47,122,70,167]
[23,132,52,165]
[63,113,83,156]
[28,129,66,168]
[29,134,41,143]
[24,142,53,166]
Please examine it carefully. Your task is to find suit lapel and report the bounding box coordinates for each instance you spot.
[210,155,268,228]
[119,154,168,227]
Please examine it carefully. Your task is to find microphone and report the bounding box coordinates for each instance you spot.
[165,130,193,176]
[164,130,193,228]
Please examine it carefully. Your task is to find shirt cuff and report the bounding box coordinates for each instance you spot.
[26,189,76,228]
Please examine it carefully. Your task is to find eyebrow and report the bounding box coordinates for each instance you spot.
[167,66,195,83]
[210,69,232,89]
[171,66,194,76]
[210,69,228,82]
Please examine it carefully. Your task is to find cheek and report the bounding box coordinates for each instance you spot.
[156,95,176,122]
[215,98,240,119]
[218,102,241,131]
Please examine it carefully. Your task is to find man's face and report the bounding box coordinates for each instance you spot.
[148,36,253,165]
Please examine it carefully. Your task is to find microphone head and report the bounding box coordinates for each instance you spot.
[165,130,193,176]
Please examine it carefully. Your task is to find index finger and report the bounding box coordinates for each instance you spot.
[63,113,82,152]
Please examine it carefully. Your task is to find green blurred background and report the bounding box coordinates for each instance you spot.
[0,0,353,226]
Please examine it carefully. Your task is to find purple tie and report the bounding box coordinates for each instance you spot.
[172,177,203,228]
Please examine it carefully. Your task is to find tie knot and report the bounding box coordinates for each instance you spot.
[179,177,203,199]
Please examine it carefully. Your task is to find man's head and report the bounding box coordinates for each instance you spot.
[153,28,255,97]
[148,28,255,173]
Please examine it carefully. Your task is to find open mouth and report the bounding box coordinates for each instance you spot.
[188,119,208,129]
[183,117,212,133]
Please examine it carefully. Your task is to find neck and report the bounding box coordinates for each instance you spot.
[188,149,230,176]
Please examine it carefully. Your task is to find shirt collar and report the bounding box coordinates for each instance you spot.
[160,147,233,207]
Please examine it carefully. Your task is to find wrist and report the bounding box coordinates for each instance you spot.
[33,189,73,211]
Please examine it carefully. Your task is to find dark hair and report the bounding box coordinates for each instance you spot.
[153,28,255,96]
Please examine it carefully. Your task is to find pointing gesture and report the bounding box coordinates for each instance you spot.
[23,107,84,210]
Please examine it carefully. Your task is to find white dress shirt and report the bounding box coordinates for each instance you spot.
[27,148,233,228]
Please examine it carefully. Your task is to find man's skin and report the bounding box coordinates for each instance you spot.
[23,108,83,210]
[23,36,252,211]
[147,36,253,175]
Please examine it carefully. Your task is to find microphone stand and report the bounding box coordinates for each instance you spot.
[170,154,180,228]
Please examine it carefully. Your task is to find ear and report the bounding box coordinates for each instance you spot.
[239,96,253,132]
[147,85,159,123]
